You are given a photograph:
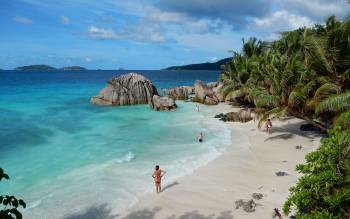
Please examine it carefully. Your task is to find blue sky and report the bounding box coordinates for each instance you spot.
[0,0,349,70]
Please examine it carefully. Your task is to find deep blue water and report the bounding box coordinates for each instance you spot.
[0,70,231,218]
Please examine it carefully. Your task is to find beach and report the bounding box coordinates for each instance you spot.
[119,103,322,219]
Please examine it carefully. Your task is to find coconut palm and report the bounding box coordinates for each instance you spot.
[220,16,350,130]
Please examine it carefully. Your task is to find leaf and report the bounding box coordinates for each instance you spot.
[9,208,22,219]
[314,83,341,101]
[11,199,18,208]
[18,200,26,209]
[316,91,350,114]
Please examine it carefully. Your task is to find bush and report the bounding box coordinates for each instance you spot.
[0,168,26,219]
[283,113,350,218]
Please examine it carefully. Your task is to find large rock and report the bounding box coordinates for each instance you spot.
[150,95,177,111]
[192,81,224,105]
[193,80,220,105]
[219,109,254,122]
[212,83,224,102]
[90,73,158,106]
[168,86,194,100]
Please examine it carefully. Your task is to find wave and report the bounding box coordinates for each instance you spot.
[114,152,135,164]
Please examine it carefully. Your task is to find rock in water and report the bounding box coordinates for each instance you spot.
[90,73,158,106]
[149,95,177,111]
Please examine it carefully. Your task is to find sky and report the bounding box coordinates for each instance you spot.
[0,0,349,70]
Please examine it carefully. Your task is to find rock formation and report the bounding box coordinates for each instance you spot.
[168,86,194,100]
[90,73,158,106]
[149,95,177,111]
[193,80,219,105]
[216,109,254,122]
[192,80,224,105]
[212,83,224,102]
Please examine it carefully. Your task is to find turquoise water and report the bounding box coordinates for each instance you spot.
[0,70,231,218]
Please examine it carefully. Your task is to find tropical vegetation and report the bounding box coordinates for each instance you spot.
[220,15,350,218]
[0,168,26,219]
[283,112,350,218]
[220,16,350,130]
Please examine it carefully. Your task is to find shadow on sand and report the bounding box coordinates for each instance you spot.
[62,204,118,219]
[162,181,180,192]
[122,208,234,219]
[263,120,325,142]
[63,205,234,219]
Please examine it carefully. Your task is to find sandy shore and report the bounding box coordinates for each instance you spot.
[119,103,322,219]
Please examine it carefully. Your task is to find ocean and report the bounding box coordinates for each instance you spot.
[0,70,232,218]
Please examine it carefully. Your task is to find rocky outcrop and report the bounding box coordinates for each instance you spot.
[215,109,254,122]
[193,80,219,105]
[150,95,177,111]
[192,81,224,105]
[212,83,224,102]
[90,73,158,106]
[168,86,194,100]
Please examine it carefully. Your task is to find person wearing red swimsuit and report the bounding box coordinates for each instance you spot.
[152,165,166,193]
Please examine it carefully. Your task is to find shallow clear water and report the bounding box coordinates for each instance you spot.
[0,70,231,218]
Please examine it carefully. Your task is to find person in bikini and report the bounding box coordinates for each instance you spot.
[265,119,273,134]
[152,165,166,193]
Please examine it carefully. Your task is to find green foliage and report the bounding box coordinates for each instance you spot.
[0,168,26,219]
[220,16,350,218]
[283,112,350,218]
[220,16,350,129]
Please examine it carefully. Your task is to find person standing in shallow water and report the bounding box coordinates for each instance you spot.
[152,165,166,193]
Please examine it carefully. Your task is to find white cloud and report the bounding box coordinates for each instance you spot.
[85,57,92,62]
[144,6,223,34]
[276,0,350,21]
[88,26,118,39]
[252,10,314,31]
[88,25,165,43]
[13,16,33,25]
[60,15,70,25]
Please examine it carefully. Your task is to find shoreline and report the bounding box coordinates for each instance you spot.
[118,103,322,219]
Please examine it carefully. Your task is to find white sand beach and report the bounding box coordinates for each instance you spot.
[119,103,322,219]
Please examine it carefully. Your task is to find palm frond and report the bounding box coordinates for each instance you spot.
[257,107,287,128]
[288,89,307,107]
[316,91,350,114]
[314,82,341,101]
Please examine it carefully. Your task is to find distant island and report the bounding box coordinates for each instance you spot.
[14,65,87,71]
[15,65,57,71]
[61,66,87,71]
[164,58,231,70]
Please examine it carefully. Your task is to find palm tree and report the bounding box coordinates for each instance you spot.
[220,16,350,130]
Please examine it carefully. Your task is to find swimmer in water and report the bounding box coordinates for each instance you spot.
[197,132,203,142]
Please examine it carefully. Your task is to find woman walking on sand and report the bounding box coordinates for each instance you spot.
[152,165,166,193]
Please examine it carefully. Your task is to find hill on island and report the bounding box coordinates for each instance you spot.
[164,58,231,70]
[15,65,57,71]
[60,66,87,71]
[14,65,87,71]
